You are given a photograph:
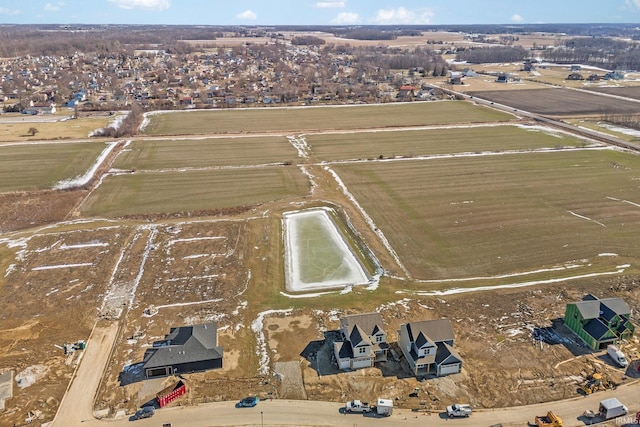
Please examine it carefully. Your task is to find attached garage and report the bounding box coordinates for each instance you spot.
[437,363,461,376]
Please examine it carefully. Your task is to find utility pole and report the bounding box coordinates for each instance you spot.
[261,411,264,427]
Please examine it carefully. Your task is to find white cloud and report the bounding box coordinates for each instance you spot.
[370,7,433,25]
[511,14,524,23]
[315,1,345,8]
[108,0,170,11]
[331,12,360,24]
[626,0,640,10]
[44,2,65,12]
[237,10,257,21]
[0,7,21,16]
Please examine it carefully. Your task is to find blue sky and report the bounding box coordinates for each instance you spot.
[2,0,640,25]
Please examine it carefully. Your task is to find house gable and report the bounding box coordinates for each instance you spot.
[398,319,461,377]
[334,312,388,370]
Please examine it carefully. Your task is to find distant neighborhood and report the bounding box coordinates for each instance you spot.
[0,37,448,115]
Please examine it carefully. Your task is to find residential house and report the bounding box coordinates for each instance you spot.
[603,71,624,80]
[397,85,416,99]
[495,73,510,83]
[448,72,463,85]
[334,312,388,370]
[398,319,462,377]
[141,323,223,379]
[564,294,634,350]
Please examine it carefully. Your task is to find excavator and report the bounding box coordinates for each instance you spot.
[580,373,613,395]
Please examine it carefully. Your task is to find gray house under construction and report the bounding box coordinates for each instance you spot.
[142,323,223,379]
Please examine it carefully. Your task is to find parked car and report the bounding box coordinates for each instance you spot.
[132,406,155,420]
[236,396,259,408]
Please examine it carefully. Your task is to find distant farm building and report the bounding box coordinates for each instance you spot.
[448,71,464,85]
[564,294,634,350]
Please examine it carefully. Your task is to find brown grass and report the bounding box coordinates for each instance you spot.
[143,101,514,136]
[333,149,640,281]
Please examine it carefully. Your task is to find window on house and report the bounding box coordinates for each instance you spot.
[359,347,366,354]
[376,335,383,343]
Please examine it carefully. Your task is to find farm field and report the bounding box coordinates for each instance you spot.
[4,99,640,426]
[142,101,514,136]
[80,166,310,217]
[584,84,640,100]
[0,113,110,142]
[305,124,592,162]
[0,141,111,192]
[466,88,640,116]
[113,135,297,170]
[332,148,640,281]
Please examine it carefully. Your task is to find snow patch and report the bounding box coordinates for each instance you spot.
[32,263,93,271]
[53,141,119,190]
[15,365,48,389]
[251,309,293,375]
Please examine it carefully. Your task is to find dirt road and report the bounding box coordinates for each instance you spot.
[50,322,119,427]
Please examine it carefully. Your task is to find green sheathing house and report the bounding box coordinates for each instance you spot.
[564,294,635,350]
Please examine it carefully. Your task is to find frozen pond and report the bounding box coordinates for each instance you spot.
[283,208,370,292]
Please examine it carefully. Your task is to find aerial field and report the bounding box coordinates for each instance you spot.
[466,88,640,116]
[0,114,110,142]
[114,135,297,170]
[142,101,514,136]
[585,84,640,100]
[333,148,640,282]
[0,141,110,192]
[80,166,310,217]
[305,124,591,162]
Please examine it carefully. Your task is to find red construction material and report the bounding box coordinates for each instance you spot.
[156,380,187,408]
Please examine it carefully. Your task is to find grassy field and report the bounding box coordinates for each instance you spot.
[114,136,298,170]
[333,148,640,281]
[142,101,514,136]
[0,114,110,142]
[80,166,310,217]
[306,124,591,162]
[0,141,110,192]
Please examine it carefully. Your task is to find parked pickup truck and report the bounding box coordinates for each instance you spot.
[345,400,372,413]
[446,403,472,418]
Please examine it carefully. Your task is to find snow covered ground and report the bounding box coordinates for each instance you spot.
[283,208,369,292]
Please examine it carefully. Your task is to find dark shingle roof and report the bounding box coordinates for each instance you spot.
[143,323,223,370]
[583,319,611,341]
[435,342,462,366]
[334,341,353,359]
[349,325,370,347]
